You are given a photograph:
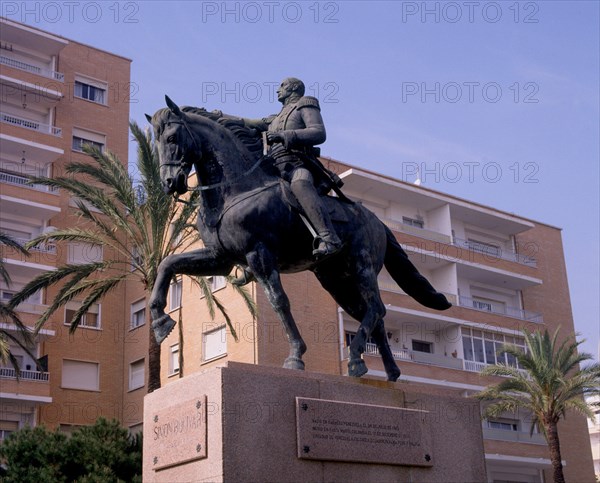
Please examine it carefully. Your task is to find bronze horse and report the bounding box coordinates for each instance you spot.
[147,97,451,381]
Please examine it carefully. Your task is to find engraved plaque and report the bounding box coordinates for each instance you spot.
[150,395,207,471]
[296,397,433,467]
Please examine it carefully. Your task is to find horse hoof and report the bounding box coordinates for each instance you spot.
[387,368,401,382]
[152,315,176,344]
[348,358,368,378]
[283,357,305,371]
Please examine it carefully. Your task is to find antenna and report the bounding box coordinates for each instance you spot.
[414,166,421,186]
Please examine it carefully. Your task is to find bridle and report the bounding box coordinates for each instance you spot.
[159,115,269,196]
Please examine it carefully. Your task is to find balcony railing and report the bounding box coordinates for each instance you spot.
[0,171,58,193]
[452,237,536,267]
[482,427,546,445]
[0,55,64,81]
[381,218,452,244]
[0,366,49,382]
[463,359,528,377]
[458,295,543,323]
[363,343,464,370]
[0,111,62,136]
[6,237,56,255]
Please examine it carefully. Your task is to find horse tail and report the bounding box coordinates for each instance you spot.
[383,225,452,311]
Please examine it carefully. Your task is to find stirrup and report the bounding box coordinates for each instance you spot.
[312,235,342,259]
[231,267,255,286]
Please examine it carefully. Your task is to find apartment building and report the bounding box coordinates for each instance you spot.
[0,18,594,483]
[0,18,132,434]
[163,159,596,482]
[588,395,600,479]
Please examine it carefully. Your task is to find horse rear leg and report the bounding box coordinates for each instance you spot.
[371,319,401,382]
[314,265,400,381]
[247,244,307,370]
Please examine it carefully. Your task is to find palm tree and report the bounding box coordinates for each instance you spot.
[0,233,37,373]
[8,122,254,392]
[477,328,600,483]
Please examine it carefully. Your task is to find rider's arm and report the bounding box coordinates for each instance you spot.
[210,111,273,132]
[295,106,326,145]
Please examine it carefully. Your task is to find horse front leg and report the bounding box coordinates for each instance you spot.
[149,249,232,344]
[247,243,306,370]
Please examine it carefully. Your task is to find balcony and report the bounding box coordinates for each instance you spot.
[0,55,64,82]
[363,342,464,371]
[482,427,546,445]
[1,236,56,255]
[0,171,58,194]
[463,360,529,378]
[0,366,49,382]
[458,295,543,323]
[382,218,452,244]
[0,111,62,137]
[453,237,536,267]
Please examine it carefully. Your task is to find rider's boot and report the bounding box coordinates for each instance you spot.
[291,177,342,259]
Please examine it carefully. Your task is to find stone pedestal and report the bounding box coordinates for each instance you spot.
[143,362,486,482]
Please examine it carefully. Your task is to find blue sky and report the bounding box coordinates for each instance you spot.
[6,1,598,358]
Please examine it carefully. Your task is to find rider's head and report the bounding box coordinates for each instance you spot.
[277,77,305,103]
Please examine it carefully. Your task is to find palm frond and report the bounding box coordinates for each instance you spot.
[0,232,29,285]
[65,275,126,333]
[8,262,107,308]
[226,275,258,320]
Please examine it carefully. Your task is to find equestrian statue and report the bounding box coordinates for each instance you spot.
[146,78,451,382]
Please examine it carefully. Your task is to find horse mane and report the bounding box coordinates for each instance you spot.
[151,107,263,158]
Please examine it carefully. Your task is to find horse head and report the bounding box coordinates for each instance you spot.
[146,96,201,195]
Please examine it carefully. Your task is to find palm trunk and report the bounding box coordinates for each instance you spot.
[147,315,161,392]
[546,420,565,483]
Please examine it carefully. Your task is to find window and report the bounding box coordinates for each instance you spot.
[74,78,106,105]
[402,216,424,229]
[129,359,145,391]
[412,340,433,353]
[487,418,519,432]
[1,289,15,303]
[169,278,182,311]
[1,287,42,306]
[72,127,106,153]
[467,238,501,257]
[64,301,101,329]
[209,276,226,292]
[169,344,180,375]
[62,359,99,391]
[201,276,226,297]
[344,331,375,347]
[462,328,526,368]
[72,135,104,152]
[472,299,493,312]
[203,326,227,362]
[60,424,84,434]
[0,420,18,441]
[130,299,146,329]
[67,242,103,264]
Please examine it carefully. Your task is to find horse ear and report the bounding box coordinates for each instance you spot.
[145,113,152,123]
[165,95,182,117]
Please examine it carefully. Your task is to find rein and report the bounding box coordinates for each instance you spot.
[162,115,268,197]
